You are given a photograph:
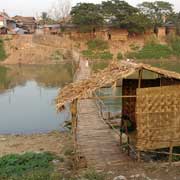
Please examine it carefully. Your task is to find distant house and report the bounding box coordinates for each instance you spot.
[0,11,9,34]
[165,21,176,35]
[60,24,129,42]
[0,11,18,34]
[13,16,36,33]
[43,24,61,34]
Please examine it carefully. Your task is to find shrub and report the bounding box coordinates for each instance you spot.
[145,34,159,45]
[51,50,63,61]
[129,44,141,51]
[167,35,180,57]
[87,39,109,51]
[0,152,56,178]
[125,51,137,59]
[82,49,95,59]
[0,39,7,61]
[82,50,112,60]
[98,51,113,60]
[117,52,123,60]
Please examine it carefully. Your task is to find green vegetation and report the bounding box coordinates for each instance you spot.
[125,34,180,60]
[51,50,63,61]
[83,169,106,180]
[87,39,109,51]
[82,50,113,60]
[129,44,141,51]
[82,39,113,60]
[138,1,173,31]
[0,39,7,61]
[70,1,180,35]
[167,35,180,57]
[0,152,57,179]
[71,3,104,27]
[126,43,172,59]
[117,52,123,60]
[98,51,113,60]
[70,0,156,34]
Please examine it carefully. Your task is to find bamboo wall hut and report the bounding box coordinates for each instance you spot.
[56,61,180,156]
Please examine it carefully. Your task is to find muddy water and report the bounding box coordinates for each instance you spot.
[0,63,74,134]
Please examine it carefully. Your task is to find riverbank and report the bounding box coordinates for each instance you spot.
[0,131,70,157]
[1,35,75,65]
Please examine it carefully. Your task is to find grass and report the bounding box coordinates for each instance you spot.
[83,169,106,180]
[82,39,112,60]
[129,44,141,51]
[0,38,7,61]
[87,39,109,51]
[126,43,172,59]
[82,50,113,60]
[167,35,180,57]
[51,50,63,61]
[117,52,123,60]
[0,152,57,179]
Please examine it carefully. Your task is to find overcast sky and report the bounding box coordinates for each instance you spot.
[1,0,180,17]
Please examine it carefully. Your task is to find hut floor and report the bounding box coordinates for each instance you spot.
[75,59,130,170]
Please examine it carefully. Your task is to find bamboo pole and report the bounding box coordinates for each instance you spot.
[169,141,174,165]
[137,69,143,161]
[91,95,137,100]
[138,69,143,88]
[71,99,78,148]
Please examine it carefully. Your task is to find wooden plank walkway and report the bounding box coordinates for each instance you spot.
[75,59,129,170]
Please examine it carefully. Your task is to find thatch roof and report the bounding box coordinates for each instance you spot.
[13,16,36,25]
[56,61,180,111]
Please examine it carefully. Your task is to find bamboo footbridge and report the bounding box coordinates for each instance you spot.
[56,59,180,167]
[72,60,129,170]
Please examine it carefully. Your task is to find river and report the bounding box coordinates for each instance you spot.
[0,63,75,134]
[0,59,179,134]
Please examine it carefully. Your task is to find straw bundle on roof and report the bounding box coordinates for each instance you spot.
[56,61,180,111]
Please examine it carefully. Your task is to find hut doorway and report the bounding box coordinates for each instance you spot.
[107,32,111,40]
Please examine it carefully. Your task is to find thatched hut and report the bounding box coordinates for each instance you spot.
[56,61,180,158]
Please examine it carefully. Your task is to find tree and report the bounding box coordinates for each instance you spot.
[49,0,71,20]
[41,12,48,20]
[39,12,56,25]
[138,1,173,30]
[167,12,180,35]
[71,3,104,27]
[101,0,138,27]
[101,0,151,33]
[121,13,153,34]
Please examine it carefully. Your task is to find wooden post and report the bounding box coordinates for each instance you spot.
[137,151,141,162]
[71,99,78,147]
[137,69,142,161]
[138,70,143,88]
[120,131,123,146]
[127,136,130,156]
[108,111,111,120]
[169,141,173,165]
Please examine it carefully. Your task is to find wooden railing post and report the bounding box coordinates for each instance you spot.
[71,99,78,148]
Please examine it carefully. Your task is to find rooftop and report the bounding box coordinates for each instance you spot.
[56,61,180,111]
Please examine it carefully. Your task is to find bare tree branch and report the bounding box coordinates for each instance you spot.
[49,0,71,20]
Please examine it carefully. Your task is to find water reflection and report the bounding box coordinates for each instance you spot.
[0,63,74,134]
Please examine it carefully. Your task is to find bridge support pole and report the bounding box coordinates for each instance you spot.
[71,99,78,147]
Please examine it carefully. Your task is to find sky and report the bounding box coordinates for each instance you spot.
[1,0,180,17]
